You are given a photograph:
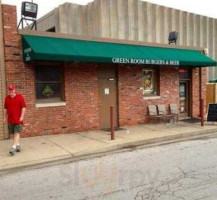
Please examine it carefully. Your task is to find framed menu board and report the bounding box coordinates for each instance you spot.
[207,104,217,122]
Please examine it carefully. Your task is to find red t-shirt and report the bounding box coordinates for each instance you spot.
[4,94,26,125]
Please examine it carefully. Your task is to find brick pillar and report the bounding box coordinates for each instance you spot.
[1,4,22,139]
[192,67,207,118]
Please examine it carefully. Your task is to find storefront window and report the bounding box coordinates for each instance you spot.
[142,69,159,95]
[35,66,63,102]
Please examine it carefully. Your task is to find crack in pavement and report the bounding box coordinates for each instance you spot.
[134,165,217,200]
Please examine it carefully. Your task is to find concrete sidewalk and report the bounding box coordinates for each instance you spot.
[1,122,217,174]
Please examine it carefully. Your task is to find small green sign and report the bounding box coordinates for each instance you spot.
[42,85,54,97]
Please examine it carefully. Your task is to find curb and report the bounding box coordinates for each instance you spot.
[1,128,217,175]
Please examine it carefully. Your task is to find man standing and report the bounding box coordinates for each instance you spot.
[4,85,26,155]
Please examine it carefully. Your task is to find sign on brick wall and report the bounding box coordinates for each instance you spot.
[207,104,217,122]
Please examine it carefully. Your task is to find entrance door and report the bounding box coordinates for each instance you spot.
[98,65,118,129]
[179,81,190,118]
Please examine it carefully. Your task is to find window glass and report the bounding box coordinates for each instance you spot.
[35,66,63,101]
[142,69,158,95]
[36,67,61,82]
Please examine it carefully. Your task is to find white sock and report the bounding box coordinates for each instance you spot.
[12,145,16,149]
[16,143,20,146]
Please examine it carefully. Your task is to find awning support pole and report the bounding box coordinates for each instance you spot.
[110,105,115,140]
[200,99,205,126]
[199,67,205,126]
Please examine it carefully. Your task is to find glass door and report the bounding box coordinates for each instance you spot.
[179,82,190,118]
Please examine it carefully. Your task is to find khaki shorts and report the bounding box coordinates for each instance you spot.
[8,124,23,134]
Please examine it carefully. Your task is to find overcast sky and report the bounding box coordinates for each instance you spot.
[2,0,217,21]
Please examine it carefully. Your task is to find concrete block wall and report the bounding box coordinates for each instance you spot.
[36,9,60,32]
[36,0,217,81]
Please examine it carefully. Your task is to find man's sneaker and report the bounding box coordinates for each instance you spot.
[16,145,21,152]
[9,147,16,155]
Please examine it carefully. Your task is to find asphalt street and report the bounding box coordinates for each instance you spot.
[1,133,217,200]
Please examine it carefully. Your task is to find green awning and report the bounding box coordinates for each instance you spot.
[22,35,217,67]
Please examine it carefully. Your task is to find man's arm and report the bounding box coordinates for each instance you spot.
[19,107,26,122]
[4,109,8,123]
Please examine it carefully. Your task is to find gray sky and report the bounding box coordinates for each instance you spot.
[2,0,217,20]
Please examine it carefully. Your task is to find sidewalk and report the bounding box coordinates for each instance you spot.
[1,121,217,174]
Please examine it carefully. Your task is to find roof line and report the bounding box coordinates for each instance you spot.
[18,29,203,51]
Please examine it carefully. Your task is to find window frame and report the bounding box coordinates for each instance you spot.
[34,65,65,104]
[142,66,160,97]
[179,68,191,81]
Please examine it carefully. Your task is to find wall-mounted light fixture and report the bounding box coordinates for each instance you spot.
[168,31,178,45]
[22,1,38,18]
[17,1,38,30]
[204,48,209,55]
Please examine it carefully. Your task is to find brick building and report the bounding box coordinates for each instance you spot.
[36,0,217,81]
[0,4,216,139]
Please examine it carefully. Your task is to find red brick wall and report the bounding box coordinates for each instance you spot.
[21,63,99,137]
[192,67,207,117]
[2,5,207,137]
[118,65,180,126]
[118,65,207,126]
[2,5,99,137]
